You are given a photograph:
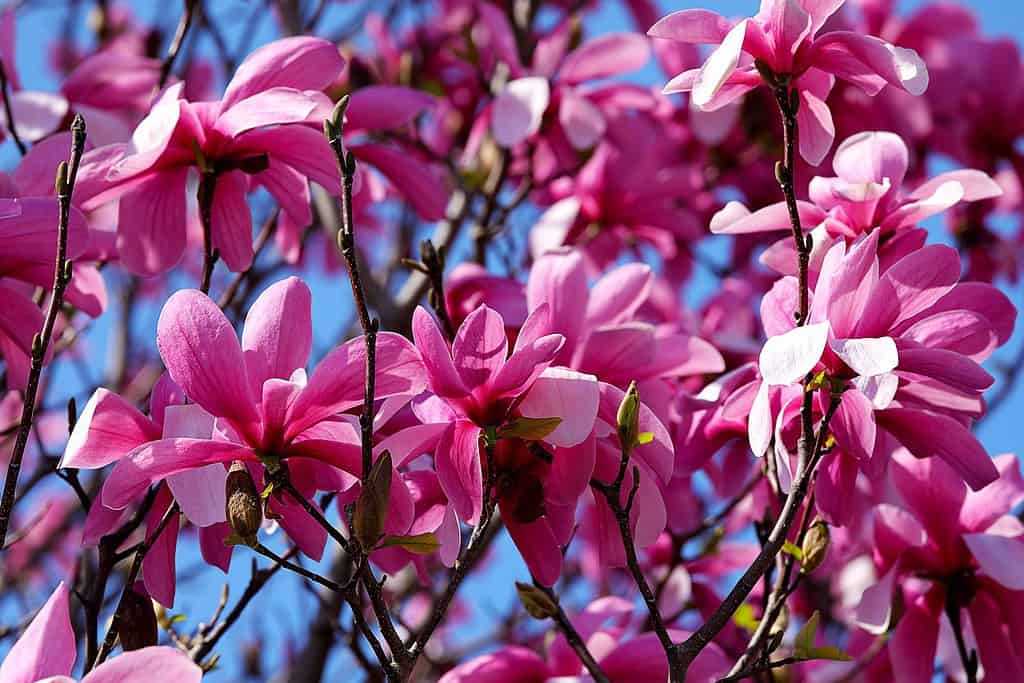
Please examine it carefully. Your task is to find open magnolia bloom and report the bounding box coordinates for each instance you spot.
[854,450,1024,683]
[0,582,202,683]
[710,131,1003,276]
[649,1,928,164]
[744,230,1012,503]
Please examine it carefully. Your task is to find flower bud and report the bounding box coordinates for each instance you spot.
[116,586,158,651]
[226,461,262,544]
[515,581,558,620]
[800,518,830,574]
[617,381,641,454]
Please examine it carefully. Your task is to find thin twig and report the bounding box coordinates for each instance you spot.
[0,115,87,550]
[157,0,198,89]
[92,501,180,669]
[0,59,26,155]
[534,580,610,683]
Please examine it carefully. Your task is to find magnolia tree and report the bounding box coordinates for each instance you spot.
[0,0,1022,681]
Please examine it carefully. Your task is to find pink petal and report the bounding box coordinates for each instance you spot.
[115,168,189,276]
[796,85,835,165]
[345,85,434,131]
[692,20,747,109]
[759,321,829,386]
[157,289,259,429]
[855,565,897,634]
[558,89,606,150]
[505,515,562,586]
[896,346,993,393]
[241,277,312,392]
[586,263,653,328]
[558,33,650,84]
[492,77,550,147]
[880,409,997,491]
[285,332,425,440]
[142,486,180,606]
[435,421,483,523]
[709,199,824,235]
[882,180,964,231]
[960,454,1024,532]
[966,591,1024,683]
[831,336,897,377]
[412,306,467,398]
[529,197,580,259]
[61,389,161,470]
[518,367,599,447]
[349,143,447,221]
[83,646,203,683]
[812,32,929,96]
[102,439,255,510]
[830,388,876,461]
[0,582,75,683]
[858,244,960,336]
[216,87,320,136]
[210,170,254,272]
[832,130,909,186]
[222,36,344,109]
[911,169,1002,203]
[527,250,587,358]
[889,591,941,683]
[647,9,733,43]
[547,435,596,505]
[963,534,1024,590]
[452,305,508,390]
[162,405,226,527]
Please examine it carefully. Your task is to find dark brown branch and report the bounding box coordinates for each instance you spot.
[534,580,610,683]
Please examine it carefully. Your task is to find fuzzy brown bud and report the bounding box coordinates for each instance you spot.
[226,461,262,544]
[116,587,158,651]
[800,518,830,574]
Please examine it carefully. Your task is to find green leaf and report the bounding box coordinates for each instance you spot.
[806,646,853,662]
[794,610,820,658]
[782,541,804,561]
[497,417,562,441]
[637,431,654,445]
[353,451,393,550]
[379,532,441,555]
[733,603,760,633]
[793,611,850,661]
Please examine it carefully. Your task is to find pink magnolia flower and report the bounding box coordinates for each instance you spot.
[439,597,730,682]
[486,26,650,155]
[77,277,425,565]
[529,127,708,270]
[749,231,1013,513]
[413,303,601,583]
[0,582,202,682]
[649,0,929,164]
[77,37,345,276]
[711,131,1003,277]
[854,450,1024,683]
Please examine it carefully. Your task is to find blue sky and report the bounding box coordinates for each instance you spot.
[3,1,1023,680]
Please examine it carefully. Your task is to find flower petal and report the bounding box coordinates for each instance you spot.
[759,321,829,386]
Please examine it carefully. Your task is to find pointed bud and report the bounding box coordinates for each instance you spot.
[332,95,350,133]
[66,397,77,434]
[515,582,558,620]
[116,587,158,651]
[225,461,262,545]
[55,161,69,196]
[353,451,393,550]
[800,518,830,574]
[617,381,641,454]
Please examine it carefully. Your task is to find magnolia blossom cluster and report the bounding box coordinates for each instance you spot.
[0,1,1022,682]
